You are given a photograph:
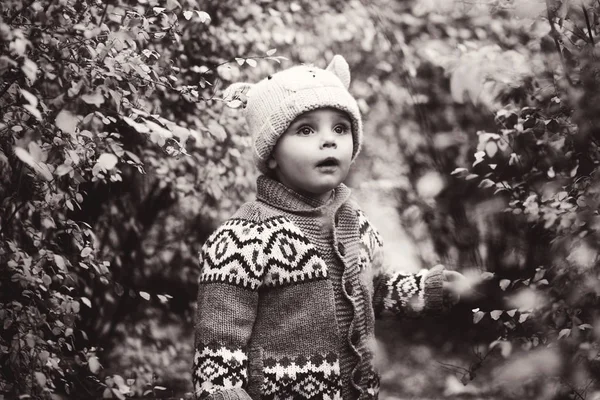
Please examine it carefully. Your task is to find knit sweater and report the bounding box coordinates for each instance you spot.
[193,175,445,400]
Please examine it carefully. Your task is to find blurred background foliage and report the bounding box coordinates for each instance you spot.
[1,0,600,398]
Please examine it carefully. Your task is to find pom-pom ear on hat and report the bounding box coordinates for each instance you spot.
[326,55,351,89]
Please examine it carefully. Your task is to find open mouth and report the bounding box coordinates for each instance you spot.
[316,157,339,168]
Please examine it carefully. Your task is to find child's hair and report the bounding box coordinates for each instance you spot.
[223,54,363,173]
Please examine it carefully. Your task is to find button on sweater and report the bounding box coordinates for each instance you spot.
[193,175,445,400]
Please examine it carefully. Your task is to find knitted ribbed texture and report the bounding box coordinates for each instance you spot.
[206,388,253,400]
[193,175,445,400]
[222,55,363,174]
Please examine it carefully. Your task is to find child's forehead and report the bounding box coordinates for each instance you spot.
[293,107,351,122]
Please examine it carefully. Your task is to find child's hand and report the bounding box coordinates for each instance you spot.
[442,270,473,306]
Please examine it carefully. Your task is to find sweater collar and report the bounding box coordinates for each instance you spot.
[256,175,352,214]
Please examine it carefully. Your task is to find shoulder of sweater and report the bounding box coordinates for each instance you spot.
[229,200,285,223]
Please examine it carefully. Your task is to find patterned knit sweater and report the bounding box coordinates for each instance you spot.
[193,175,444,400]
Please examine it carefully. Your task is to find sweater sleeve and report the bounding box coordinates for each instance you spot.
[193,218,266,400]
[355,210,445,318]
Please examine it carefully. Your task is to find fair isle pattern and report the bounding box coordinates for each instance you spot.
[383,270,428,313]
[200,217,328,289]
[193,342,247,397]
[262,216,328,287]
[364,370,381,399]
[356,210,384,269]
[200,219,266,290]
[262,353,342,400]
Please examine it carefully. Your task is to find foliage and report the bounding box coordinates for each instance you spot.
[2,0,600,398]
[365,0,600,397]
[0,0,267,396]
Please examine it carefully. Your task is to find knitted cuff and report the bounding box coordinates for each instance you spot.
[203,388,253,400]
[423,265,445,314]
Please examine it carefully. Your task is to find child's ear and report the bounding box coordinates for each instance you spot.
[222,82,253,108]
[326,54,351,89]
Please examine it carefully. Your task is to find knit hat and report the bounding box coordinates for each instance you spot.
[222,55,363,174]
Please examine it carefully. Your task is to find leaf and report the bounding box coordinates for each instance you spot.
[157,294,168,303]
[450,167,468,176]
[558,328,571,339]
[97,153,118,170]
[485,141,498,157]
[35,372,47,387]
[154,386,167,391]
[246,58,257,68]
[139,291,151,300]
[557,191,568,201]
[499,279,511,291]
[125,150,142,165]
[235,58,245,66]
[14,146,37,167]
[54,254,66,270]
[55,110,79,136]
[20,89,38,107]
[81,247,92,257]
[13,147,53,181]
[519,313,530,323]
[28,141,45,162]
[478,179,495,189]
[473,151,485,166]
[24,104,42,121]
[490,310,503,320]
[473,310,485,324]
[22,58,38,85]
[55,164,73,176]
[506,309,517,317]
[226,99,244,109]
[266,49,277,56]
[196,11,211,23]
[481,272,495,280]
[81,90,105,107]
[145,120,173,143]
[89,356,101,373]
[183,10,193,20]
[122,116,150,133]
[153,7,165,14]
[579,324,593,330]
[81,297,92,308]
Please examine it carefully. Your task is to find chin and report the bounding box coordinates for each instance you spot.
[306,180,341,194]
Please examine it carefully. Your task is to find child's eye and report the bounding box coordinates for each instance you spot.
[297,126,314,136]
[334,124,350,134]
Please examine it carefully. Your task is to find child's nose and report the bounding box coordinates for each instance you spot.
[322,137,337,149]
[321,130,337,149]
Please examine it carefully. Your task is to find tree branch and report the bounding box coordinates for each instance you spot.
[546,5,574,86]
[582,4,594,45]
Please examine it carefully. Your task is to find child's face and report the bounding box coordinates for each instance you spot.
[270,107,354,198]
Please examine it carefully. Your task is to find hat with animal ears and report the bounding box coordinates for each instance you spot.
[222,54,363,174]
